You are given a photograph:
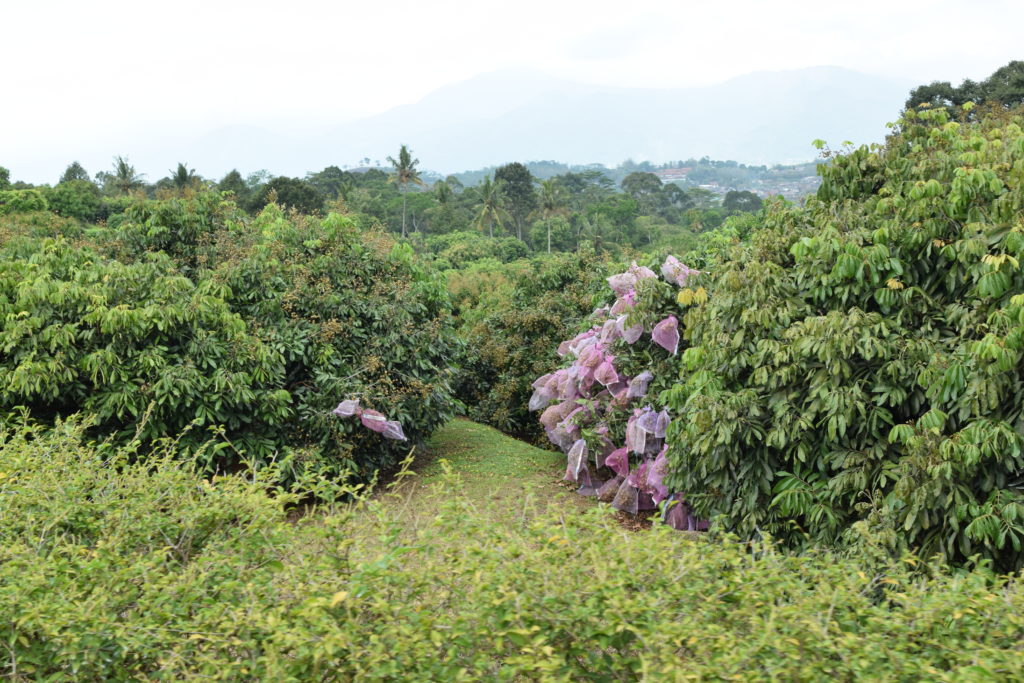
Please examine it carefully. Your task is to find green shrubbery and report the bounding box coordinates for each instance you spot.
[425,229,530,269]
[454,247,609,439]
[663,107,1024,569]
[0,189,48,215]
[43,180,105,222]
[0,239,289,458]
[3,420,1024,680]
[0,197,459,479]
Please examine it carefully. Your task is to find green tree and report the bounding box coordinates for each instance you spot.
[388,144,425,238]
[444,175,464,193]
[217,170,249,203]
[250,177,324,214]
[306,166,354,200]
[473,175,507,238]
[426,181,467,235]
[982,60,1024,107]
[59,161,91,185]
[434,180,452,206]
[45,180,103,221]
[494,162,536,241]
[0,167,9,190]
[98,156,145,196]
[170,163,199,191]
[533,179,568,253]
[621,171,662,199]
[906,60,1024,116]
[722,190,763,213]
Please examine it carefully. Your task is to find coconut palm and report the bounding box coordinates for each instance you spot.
[387,144,424,238]
[170,163,198,191]
[473,175,507,238]
[533,179,568,253]
[103,156,145,196]
[434,180,452,206]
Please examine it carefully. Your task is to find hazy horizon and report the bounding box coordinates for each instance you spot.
[4,0,1022,184]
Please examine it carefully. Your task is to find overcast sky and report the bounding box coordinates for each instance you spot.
[3,0,1021,183]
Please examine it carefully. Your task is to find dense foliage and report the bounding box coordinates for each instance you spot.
[0,197,459,479]
[454,248,608,440]
[662,106,1024,569]
[0,189,48,215]
[4,419,1024,681]
[526,252,708,524]
[907,60,1024,116]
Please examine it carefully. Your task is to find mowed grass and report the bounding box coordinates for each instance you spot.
[377,418,592,523]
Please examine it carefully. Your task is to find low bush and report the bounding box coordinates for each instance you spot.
[3,420,1024,680]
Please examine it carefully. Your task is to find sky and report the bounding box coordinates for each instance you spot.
[3,0,1022,183]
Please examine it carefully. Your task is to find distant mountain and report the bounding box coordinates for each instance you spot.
[278,66,913,177]
[6,67,915,185]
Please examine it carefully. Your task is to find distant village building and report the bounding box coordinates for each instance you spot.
[653,168,693,181]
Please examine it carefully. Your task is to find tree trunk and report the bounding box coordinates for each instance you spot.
[401,185,408,238]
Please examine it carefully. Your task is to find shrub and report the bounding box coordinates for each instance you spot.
[665,107,1024,569]
[527,253,705,524]
[0,189,48,215]
[108,192,238,270]
[0,199,460,479]
[0,237,289,459]
[44,180,104,222]
[199,205,459,477]
[3,420,1024,680]
[455,248,608,440]
[426,230,530,267]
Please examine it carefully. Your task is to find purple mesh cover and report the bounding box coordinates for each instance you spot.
[359,409,388,433]
[627,371,654,398]
[576,465,601,496]
[599,318,621,344]
[594,360,618,387]
[652,316,680,355]
[646,447,669,503]
[563,439,587,482]
[625,413,647,455]
[332,399,360,417]
[604,447,630,477]
[661,255,701,287]
[528,387,553,412]
[610,479,639,514]
[618,316,644,344]
[381,421,407,441]
[597,475,624,502]
[607,272,638,296]
[628,262,657,280]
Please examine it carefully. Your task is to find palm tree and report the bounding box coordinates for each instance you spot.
[473,175,507,238]
[170,162,198,191]
[434,180,452,206]
[387,144,424,238]
[534,179,568,253]
[107,156,145,195]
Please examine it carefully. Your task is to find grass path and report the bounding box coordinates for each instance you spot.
[379,418,592,520]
